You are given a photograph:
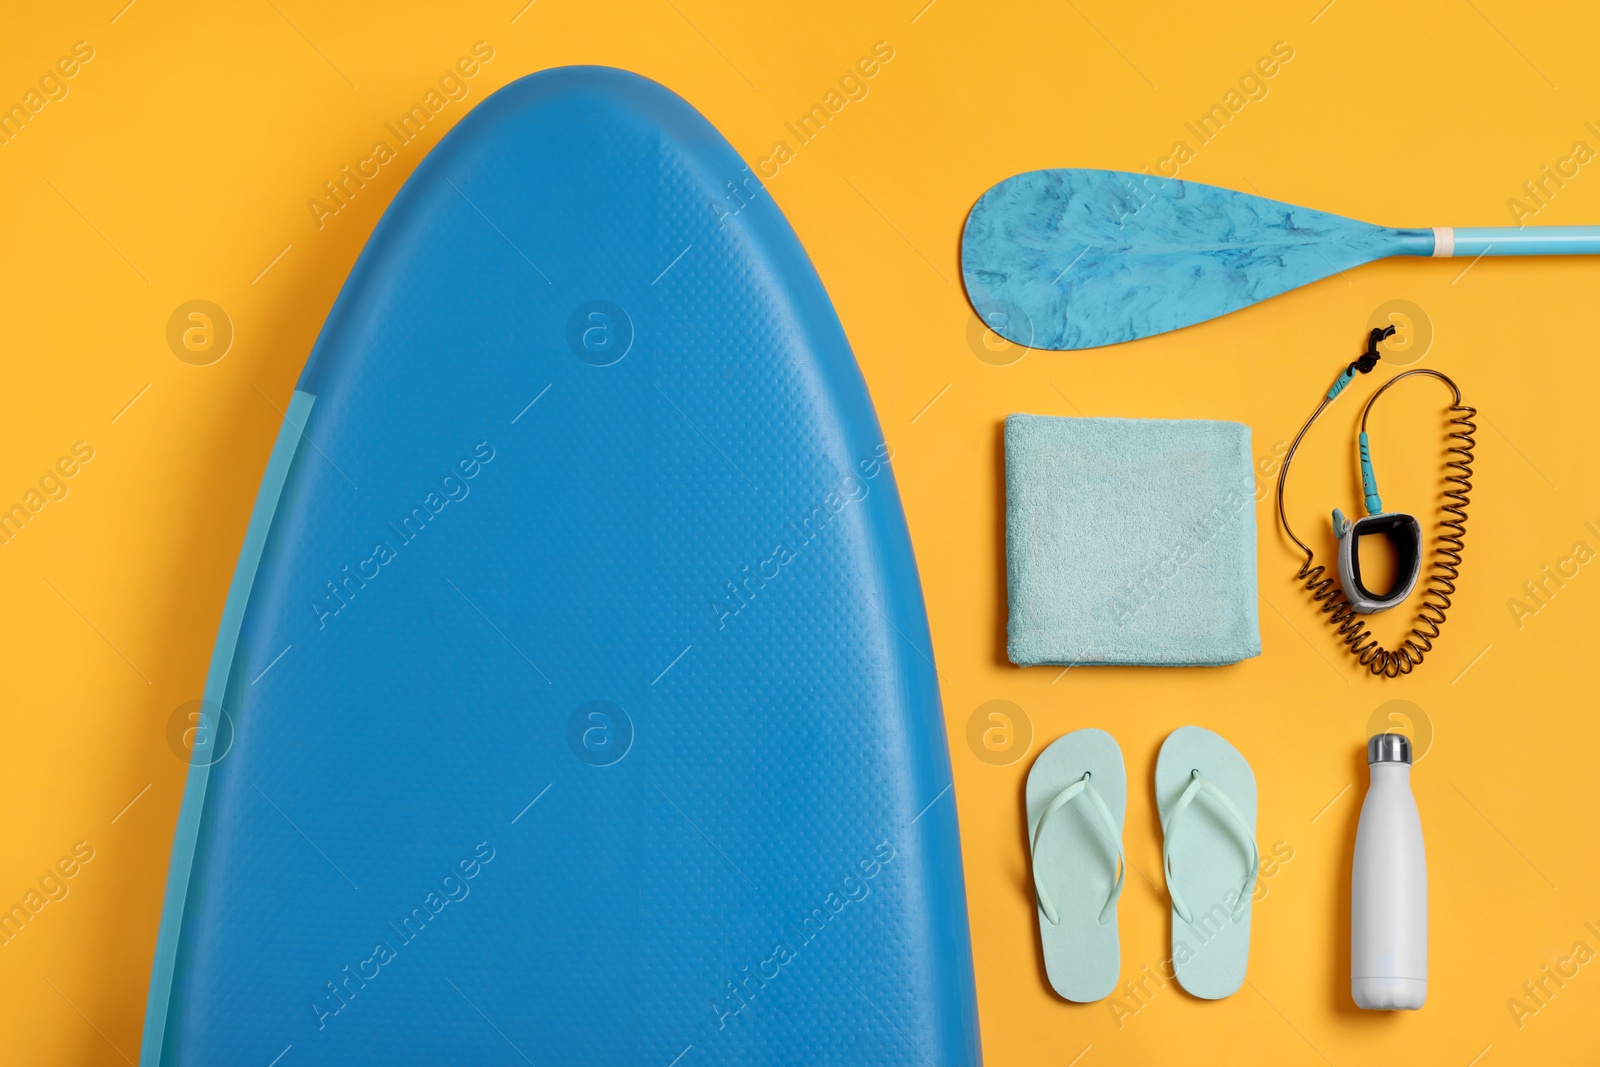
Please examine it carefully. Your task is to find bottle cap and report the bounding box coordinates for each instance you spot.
[1368,733,1412,765]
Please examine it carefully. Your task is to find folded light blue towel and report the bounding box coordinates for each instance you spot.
[1005,415,1261,667]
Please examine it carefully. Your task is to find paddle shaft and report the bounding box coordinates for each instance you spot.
[1423,225,1600,257]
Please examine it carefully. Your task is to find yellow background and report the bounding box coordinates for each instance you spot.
[3,0,1597,1063]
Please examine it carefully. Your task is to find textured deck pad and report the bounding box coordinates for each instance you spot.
[143,67,978,1067]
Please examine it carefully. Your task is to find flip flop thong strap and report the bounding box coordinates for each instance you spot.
[1031,772,1125,927]
[1162,769,1260,924]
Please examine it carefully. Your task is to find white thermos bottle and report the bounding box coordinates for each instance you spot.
[1351,732,1427,1009]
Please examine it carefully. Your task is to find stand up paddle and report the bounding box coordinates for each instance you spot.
[961,168,1600,350]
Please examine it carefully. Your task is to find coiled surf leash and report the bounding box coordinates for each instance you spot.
[1275,325,1477,678]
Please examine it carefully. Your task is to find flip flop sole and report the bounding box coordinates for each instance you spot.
[1156,725,1257,999]
[1026,728,1125,1002]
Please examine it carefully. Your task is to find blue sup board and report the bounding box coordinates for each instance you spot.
[141,67,979,1066]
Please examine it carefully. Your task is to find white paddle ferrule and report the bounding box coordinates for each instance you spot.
[1431,227,1455,258]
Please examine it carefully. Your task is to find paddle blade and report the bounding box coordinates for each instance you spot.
[961,169,1428,350]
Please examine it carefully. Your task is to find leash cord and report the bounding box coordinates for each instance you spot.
[1275,334,1477,678]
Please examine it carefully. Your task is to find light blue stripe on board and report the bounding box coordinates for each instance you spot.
[139,389,315,1067]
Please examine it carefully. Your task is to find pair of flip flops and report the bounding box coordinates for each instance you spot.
[1027,726,1258,1002]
